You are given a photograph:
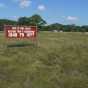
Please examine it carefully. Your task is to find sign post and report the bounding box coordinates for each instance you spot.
[4,25,38,47]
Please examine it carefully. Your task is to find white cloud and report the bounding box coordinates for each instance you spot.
[20,0,32,8]
[12,0,32,8]
[0,3,5,8]
[38,5,46,11]
[62,16,78,21]
[67,16,78,21]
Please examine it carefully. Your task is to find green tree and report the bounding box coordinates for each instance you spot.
[18,14,46,31]
[18,17,30,25]
[81,25,88,32]
[0,19,17,31]
[29,14,46,26]
[45,23,63,31]
[29,14,47,30]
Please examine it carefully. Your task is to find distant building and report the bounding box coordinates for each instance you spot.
[52,30,63,32]
[59,30,63,32]
[52,30,58,32]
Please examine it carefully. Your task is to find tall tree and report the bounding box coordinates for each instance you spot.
[18,14,46,30]
[29,14,46,26]
[45,23,63,31]
[18,17,29,25]
[0,19,17,31]
[29,14,47,31]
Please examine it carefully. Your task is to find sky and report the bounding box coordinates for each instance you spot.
[0,0,88,25]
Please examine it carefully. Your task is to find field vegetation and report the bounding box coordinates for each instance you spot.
[0,32,88,88]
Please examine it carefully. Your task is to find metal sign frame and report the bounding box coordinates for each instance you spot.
[4,25,38,47]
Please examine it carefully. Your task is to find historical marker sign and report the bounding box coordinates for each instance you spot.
[4,25,37,39]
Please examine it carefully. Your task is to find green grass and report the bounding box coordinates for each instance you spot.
[0,31,88,88]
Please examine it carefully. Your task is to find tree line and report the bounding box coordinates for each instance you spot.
[0,14,88,32]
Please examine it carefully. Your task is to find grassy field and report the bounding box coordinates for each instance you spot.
[0,31,88,88]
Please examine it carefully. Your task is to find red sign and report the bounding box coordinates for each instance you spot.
[4,25,37,39]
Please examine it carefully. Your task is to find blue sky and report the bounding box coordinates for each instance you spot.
[0,0,88,25]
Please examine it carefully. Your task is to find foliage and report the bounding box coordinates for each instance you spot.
[18,14,46,30]
[45,23,63,31]
[0,14,88,32]
[0,19,17,31]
